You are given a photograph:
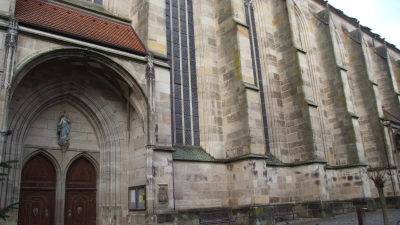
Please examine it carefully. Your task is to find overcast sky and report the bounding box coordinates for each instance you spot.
[328,0,400,48]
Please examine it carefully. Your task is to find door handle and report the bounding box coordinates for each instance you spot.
[67,209,72,217]
[33,208,38,217]
[45,209,50,217]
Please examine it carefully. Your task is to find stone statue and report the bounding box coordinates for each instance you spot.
[58,113,70,152]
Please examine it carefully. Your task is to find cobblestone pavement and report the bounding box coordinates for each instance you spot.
[275,209,400,225]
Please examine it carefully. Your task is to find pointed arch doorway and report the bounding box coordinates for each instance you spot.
[8,48,148,224]
[65,157,97,225]
[18,154,56,225]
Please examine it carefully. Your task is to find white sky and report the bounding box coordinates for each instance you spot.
[328,0,400,48]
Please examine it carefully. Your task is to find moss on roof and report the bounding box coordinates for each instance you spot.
[172,145,216,162]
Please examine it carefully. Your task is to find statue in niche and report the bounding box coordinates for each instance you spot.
[58,113,70,152]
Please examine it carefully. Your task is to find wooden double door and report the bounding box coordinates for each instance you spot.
[18,155,96,225]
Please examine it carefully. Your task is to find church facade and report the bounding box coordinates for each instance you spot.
[0,0,399,224]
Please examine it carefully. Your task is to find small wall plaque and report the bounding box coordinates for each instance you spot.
[158,184,168,204]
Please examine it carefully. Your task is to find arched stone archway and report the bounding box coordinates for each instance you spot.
[1,48,149,225]
[11,48,147,120]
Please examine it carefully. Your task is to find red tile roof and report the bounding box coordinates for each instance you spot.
[15,0,146,54]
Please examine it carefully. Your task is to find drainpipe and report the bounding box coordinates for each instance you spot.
[145,53,156,223]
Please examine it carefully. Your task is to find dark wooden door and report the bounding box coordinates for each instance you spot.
[18,190,54,225]
[18,154,56,225]
[65,157,97,225]
[65,191,96,225]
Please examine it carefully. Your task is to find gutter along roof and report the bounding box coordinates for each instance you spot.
[15,0,146,54]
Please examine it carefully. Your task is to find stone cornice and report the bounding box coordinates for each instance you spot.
[266,154,327,167]
[172,145,269,163]
[325,163,368,170]
[171,146,330,167]
[312,0,400,55]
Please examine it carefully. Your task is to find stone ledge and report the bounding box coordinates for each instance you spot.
[151,51,168,61]
[266,154,327,167]
[154,144,174,152]
[242,81,259,91]
[349,112,359,119]
[338,65,347,71]
[342,26,361,44]
[374,45,388,59]
[172,147,330,167]
[225,153,269,163]
[295,46,307,54]
[310,8,329,25]
[172,145,269,163]
[233,18,248,28]
[325,163,368,170]
[305,99,318,107]
[24,144,100,153]
[370,80,378,86]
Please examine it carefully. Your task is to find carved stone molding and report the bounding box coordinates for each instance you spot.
[5,19,18,48]
[146,53,155,79]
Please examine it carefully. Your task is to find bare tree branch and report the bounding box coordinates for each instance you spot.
[367,166,391,188]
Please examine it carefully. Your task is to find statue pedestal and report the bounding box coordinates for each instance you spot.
[58,138,69,153]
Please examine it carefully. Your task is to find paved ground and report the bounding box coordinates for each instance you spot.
[275,209,400,225]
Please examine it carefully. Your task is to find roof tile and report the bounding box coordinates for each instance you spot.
[15,0,146,54]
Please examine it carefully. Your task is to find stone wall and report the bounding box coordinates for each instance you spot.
[251,0,288,161]
[23,104,99,151]
[130,0,167,55]
[215,1,251,158]
[103,0,130,19]
[0,0,400,224]
[326,167,369,200]
[342,30,386,167]
[174,161,228,209]
[371,46,400,116]
[192,0,224,158]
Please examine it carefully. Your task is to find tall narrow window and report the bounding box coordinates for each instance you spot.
[166,0,200,146]
[245,1,270,153]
